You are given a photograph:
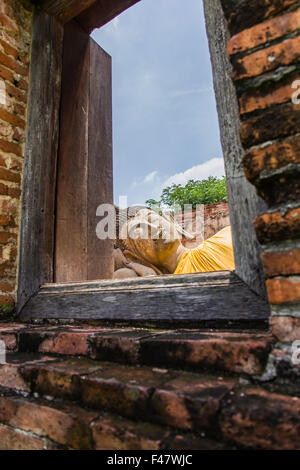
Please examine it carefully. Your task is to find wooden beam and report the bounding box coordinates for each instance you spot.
[75,0,141,34]
[40,0,97,24]
[17,10,64,312]
[20,272,270,326]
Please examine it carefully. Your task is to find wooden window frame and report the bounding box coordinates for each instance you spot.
[17,0,270,324]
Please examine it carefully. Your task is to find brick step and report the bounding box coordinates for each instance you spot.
[0,324,274,376]
[0,390,229,450]
[1,353,300,449]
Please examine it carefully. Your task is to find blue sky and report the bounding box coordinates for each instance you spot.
[92,0,224,207]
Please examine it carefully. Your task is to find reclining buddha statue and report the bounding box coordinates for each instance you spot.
[113,208,235,279]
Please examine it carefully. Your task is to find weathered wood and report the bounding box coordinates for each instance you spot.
[88,39,114,279]
[20,271,270,325]
[203,0,267,298]
[17,11,64,313]
[75,0,141,33]
[55,22,114,282]
[40,0,97,24]
[54,20,90,282]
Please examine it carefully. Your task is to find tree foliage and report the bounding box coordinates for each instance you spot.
[146,176,227,211]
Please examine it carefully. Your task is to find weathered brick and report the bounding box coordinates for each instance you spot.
[0,293,14,306]
[220,388,300,449]
[25,358,101,400]
[140,331,273,375]
[256,171,300,206]
[92,415,168,450]
[0,396,98,450]
[240,102,300,148]
[81,363,162,420]
[254,208,300,243]
[150,375,236,432]
[239,77,298,115]
[232,36,300,81]
[270,316,300,342]
[89,329,151,364]
[0,425,45,450]
[243,135,300,183]
[228,8,300,56]
[0,280,15,292]
[0,166,20,183]
[263,249,300,277]
[267,276,300,304]
[0,13,18,34]
[0,138,22,156]
[0,107,25,128]
[38,331,90,356]
[224,0,299,36]
[0,37,18,59]
[0,63,13,83]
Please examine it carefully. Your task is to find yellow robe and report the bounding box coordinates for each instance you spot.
[175,226,235,274]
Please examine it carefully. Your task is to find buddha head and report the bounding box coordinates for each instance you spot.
[120,208,192,274]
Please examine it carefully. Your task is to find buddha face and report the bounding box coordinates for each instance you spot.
[124,209,183,267]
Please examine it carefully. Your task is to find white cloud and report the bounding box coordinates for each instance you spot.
[144,170,158,183]
[161,158,225,188]
[131,170,159,189]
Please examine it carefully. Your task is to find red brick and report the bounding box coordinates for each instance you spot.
[263,249,300,277]
[220,388,300,449]
[0,294,14,306]
[6,82,26,103]
[243,135,300,183]
[0,13,18,34]
[0,231,16,243]
[0,107,25,128]
[0,166,20,183]
[240,102,300,148]
[232,36,300,81]
[0,280,14,292]
[0,138,22,156]
[270,316,300,342]
[0,63,13,83]
[267,276,300,304]
[38,331,90,356]
[239,78,297,115]
[150,375,236,431]
[25,358,102,400]
[140,331,273,375]
[0,183,21,198]
[226,0,299,36]
[254,208,300,243]
[228,8,300,56]
[0,37,18,59]
[92,415,168,450]
[0,425,44,450]
[0,396,98,450]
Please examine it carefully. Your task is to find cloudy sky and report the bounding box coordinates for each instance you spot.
[92,0,224,207]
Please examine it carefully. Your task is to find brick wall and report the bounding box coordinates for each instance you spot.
[174,202,230,248]
[223,0,300,344]
[0,0,32,315]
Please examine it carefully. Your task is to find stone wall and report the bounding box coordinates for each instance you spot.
[0,0,32,313]
[221,0,300,349]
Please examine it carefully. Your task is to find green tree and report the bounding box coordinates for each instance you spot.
[146,176,227,211]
